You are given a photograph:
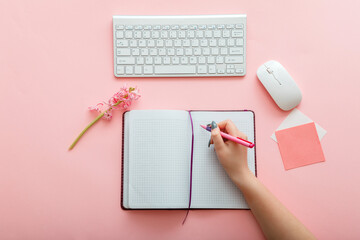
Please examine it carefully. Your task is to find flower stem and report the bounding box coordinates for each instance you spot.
[68,100,123,150]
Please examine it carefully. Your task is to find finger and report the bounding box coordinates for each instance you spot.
[210,121,225,150]
[217,119,248,139]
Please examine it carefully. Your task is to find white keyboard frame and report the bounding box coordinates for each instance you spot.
[113,14,247,77]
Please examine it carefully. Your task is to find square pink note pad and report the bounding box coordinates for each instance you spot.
[275,122,325,170]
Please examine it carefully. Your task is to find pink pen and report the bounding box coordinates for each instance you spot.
[200,125,255,148]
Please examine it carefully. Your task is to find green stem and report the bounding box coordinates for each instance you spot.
[68,100,123,150]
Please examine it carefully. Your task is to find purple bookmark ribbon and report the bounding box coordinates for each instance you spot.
[182,111,194,225]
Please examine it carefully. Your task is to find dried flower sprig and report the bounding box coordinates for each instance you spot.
[69,85,140,150]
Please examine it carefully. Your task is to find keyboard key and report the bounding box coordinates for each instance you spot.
[191,39,199,47]
[174,40,182,47]
[116,66,125,74]
[205,31,212,38]
[172,57,180,64]
[117,57,135,65]
[134,66,142,74]
[125,66,133,74]
[225,56,243,63]
[198,56,206,64]
[156,39,164,47]
[155,66,196,74]
[209,39,217,47]
[218,39,226,46]
[183,39,190,47]
[232,30,244,37]
[132,48,140,56]
[163,57,171,64]
[167,48,175,56]
[197,65,207,73]
[169,31,177,38]
[178,31,186,38]
[145,57,153,64]
[229,47,244,55]
[216,56,224,63]
[196,31,204,38]
[161,31,168,38]
[149,48,157,56]
[116,40,128,47]
[222,30,230,38]
[235,68,244,73]
[125,31,133,38]
[193,48,201,55]
[141,49,149,55]
[180,57,188,64]
[209,65,216,73]
[117,48,131,56]
[158,49,166,56]
[138,40,146,47]
[134,31,142,38]
[200,39,208,47]
[202,48,210,55]
[185,48,193,55]
[211,48,219,55]
[220,48,228,55]
[187,31,195,38]
[152,31,160,38]
[235,38,244,46]
[227,39,235,46]
[213,30,221,38]
[189,56,197,64]
[116,31,124,38]
[129,40,138,47]
[154,57,162,65]
[176,48,184,55]
[144,66,153,74]
[136,57,144,64]
[208,56,215,63]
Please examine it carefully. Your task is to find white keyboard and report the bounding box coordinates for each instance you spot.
[113,15,246,77]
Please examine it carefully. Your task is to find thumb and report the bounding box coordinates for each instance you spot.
[211,121,225,150]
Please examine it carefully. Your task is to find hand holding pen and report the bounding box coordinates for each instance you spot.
[201,121,254,148]
[204,120,252,184]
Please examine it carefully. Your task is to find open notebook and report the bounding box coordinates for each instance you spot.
[122,110,256,209]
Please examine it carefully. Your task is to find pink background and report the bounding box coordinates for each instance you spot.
[1,0,360,239]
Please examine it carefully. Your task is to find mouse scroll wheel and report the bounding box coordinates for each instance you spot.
[266,68,273,74]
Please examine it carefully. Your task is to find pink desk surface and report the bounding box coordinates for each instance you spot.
[1,0,360,239]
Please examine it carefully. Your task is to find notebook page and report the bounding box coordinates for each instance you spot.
[127,110,191,208]
[190,111,255,209]
[122,112,130,208]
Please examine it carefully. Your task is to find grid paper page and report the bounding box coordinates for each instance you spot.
[190,111,255,209]
[127,110,191,208]
[123,112,130,208]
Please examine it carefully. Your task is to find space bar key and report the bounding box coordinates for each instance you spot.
[154,66,196,74]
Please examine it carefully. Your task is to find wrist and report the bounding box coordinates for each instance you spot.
[231,167,254,190]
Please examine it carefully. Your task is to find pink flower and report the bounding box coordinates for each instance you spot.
[89,86,140,120]
[69,85,141,150]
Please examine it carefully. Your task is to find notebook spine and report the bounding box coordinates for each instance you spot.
[120,110,129,210]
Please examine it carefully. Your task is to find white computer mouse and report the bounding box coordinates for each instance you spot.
[257,60,302,111]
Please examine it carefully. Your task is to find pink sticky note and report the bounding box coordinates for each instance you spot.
[275,122,325,170]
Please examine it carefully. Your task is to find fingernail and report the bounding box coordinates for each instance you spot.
[208,138,211,147]
[211,121,217,130]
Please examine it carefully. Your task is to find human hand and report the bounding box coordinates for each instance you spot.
[210,120,251,185]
